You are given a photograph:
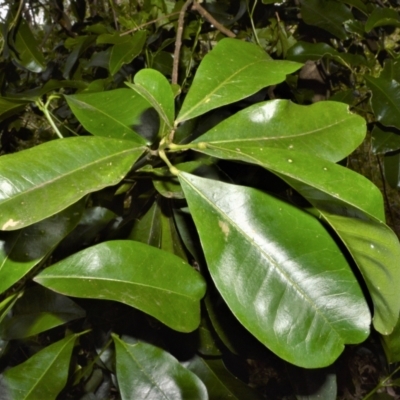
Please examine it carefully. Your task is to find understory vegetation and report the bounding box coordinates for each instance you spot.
[2,0,400,399]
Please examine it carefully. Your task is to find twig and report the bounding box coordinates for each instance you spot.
[172,0,194,85]
[192,2,236,38]
[120,11,181,36]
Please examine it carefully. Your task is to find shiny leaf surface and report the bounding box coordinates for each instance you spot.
[0,137,145,230]
[191,100,366,162]
[176,39,301,123]
[365,75,400,129]
[371,125,400,154]
[109,31,146,75]
[34,240,206,332]
[113,335,208,400]
[126,68,174,132]
[0,333,83,400]
[0,201,84,294]
[193,145,400,334]
[179,173,370,367]
[65,89,150,143]
[320,214,400,334]
[300,0,352,39]
[0,286,85,340]
[190,146,385,222]
[184,356,262,399]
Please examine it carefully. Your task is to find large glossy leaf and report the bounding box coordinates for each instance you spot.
[34,240,206,332]
[65,89,150,143]
[365,75,400,129]
[179,174,370,368]
[113,335,208,400]
[184,356,263,400]
[0,201,84,294]
[300,0,352,40]
[189,146,385,222]
[189,100,366,163]
[0,286,85,340]
[0,136,145,230]
[0,332,84,400]
[109,31,146,75]
[190,145,400,334]
[10,18,45,72]
[176,39,301,123]
[126,68,174,134]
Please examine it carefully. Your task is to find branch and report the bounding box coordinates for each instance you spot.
[192,2,236,38]
[172,0,194,85]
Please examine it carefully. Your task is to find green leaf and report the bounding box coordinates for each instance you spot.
[0,286,85,340]
[320,213,400,334]
[126,68,175,134]
[0,137,145,230]
[337,0,368,13]
[0,332,85,400]
[371,125,400,154]
[365,8,400,32]
[191,100,366,163]
[365,75,400,129]
[190,147,385,222]
[179,174,370,368]
[300,0,353,40]
[286,41,366,68]
[10,18,45,73]
[65,89,151,143]
[176,38,301,123]
[187,144,399,334]
[34,240,206,332]
[109,31,147,75]
[113,335,208,400]
[382,315,400,363]
[62,35,95,79]
[128,201,162,247]
[0,97,29,121]
[384,152,400,189]
[0,201,84,294]
[286,364,337,400]
[184,356,262,399]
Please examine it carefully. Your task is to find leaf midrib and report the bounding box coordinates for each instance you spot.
[177,59,268,123]
[67,97,146,144]
[36,275,196,300]
[0,146,144,208]
[181,174,343,340]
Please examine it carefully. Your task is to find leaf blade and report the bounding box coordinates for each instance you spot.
[176,39,301,123]
[0,137,145,230]
[179,173,370,368]
[113,335,208,400]
[34,240,206,332]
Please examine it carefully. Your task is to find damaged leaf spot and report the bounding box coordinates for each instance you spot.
[218,220,230,239]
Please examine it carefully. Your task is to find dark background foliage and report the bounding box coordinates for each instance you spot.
[2,0,400,399]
